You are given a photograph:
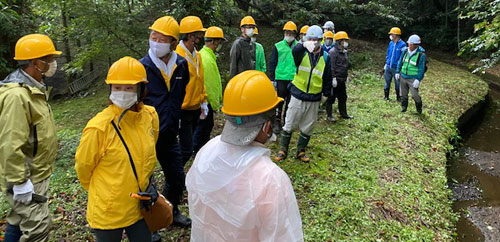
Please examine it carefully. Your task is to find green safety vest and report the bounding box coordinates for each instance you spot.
[275,39,297,80]
[292,53,325,94]
[255,42,266,73]
[401,51,420,76]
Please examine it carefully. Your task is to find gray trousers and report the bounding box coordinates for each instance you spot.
[400,77,422,105]
[282,96,320,136]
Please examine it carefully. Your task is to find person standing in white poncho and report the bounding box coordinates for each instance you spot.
[186,70,304,242]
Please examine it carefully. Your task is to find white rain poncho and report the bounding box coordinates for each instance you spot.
[186,136,303,242]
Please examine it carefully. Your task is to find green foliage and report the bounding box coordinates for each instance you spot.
[0,0,34,78]
[458,0,500,73]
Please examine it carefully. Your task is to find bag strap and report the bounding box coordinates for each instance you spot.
[111,120,142,192]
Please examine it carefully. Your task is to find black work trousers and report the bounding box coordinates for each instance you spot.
[179,109,200,165]
[156,131,185,209]
[193,104,214,153]
[326,78,349,117]
[275,80,291,124]
[93,219,151,242]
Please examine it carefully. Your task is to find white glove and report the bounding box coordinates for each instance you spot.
[200,102,209,120]
[413,79,420,89]
[395,73,400,80]
[384,64,388,70]
[303,41,316,53]
[321,95,328,104]
[332,78,338,88]
[13,179,34,205]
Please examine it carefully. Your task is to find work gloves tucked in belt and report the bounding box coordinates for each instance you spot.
[13,179,34,205]
[200,102,209,120]
[413,80,420,89]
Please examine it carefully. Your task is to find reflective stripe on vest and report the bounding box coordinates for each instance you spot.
[402,51,420,76]
[275,39,297,80]
[292,53,325,94]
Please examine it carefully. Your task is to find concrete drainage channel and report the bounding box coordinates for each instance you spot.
[448,74,500,241]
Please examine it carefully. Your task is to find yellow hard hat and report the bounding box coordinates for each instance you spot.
[179,16,206,34]
[222,70,283,116]
[334,31,350,40]
[388,27,401,35]
[105,56,148,85]
[254,27,259,35]
[324,31,334,39]
[283,21,297,31]
[149,16,180,40]
[300,25,309,34]
[14,34,62,60]
[205,26,225,39]
[240,16,256,27]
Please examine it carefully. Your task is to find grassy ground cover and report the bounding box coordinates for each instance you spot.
[0,28,488,241]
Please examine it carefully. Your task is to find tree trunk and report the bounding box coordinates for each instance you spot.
[61,1,71,64]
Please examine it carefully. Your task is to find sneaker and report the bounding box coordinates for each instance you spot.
[327,116,336,122]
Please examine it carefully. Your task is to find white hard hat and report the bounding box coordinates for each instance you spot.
[306,25,323,40]
[322,21,334,30]
[407,34,421,44]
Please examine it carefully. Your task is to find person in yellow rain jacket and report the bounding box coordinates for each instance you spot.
[75,57,159,242]
[175,16,208,166]
[0,34,61,242]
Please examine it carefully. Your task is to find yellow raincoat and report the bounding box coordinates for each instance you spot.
[75,103,159,229]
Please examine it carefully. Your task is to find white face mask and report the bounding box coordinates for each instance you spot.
[245,28,255,38]
[110,91,137,110]
[302,36,307,42]
[149,39,171,58]
[324,39,333,47]
[44,60,57,77]
[343,41,349,49]
[284,35,295,43]
[216,43,222,52]
[250,37,257,43]
[389,35,394,41]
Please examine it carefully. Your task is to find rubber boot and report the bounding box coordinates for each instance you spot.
[173,206,191,227]
[296,132,311,163]
[396,89,401,102]
[401,99,408,112]
[384,89,389,101]
[416,102,423,114]
[4,223,22,242]
[275,130,292,161]
[339,101,353,119]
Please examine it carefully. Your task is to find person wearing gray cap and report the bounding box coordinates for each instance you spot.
[395,34,427,114]
[185,70,304,241]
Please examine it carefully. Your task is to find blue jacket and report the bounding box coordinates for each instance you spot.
[322,44,334,62]
[396,46,427,81]
[140,53,189,135]
[385,39,406,69]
